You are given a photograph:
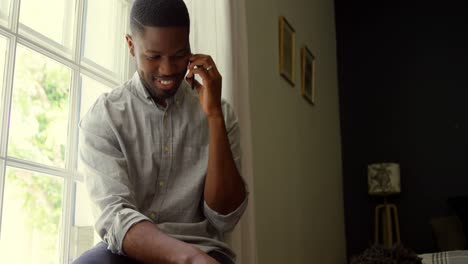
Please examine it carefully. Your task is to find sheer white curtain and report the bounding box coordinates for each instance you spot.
[183,1,257,263]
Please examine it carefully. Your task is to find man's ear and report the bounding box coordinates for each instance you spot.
[125,34,135,57]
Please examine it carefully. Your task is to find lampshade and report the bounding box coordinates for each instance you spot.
[368,163,400,195]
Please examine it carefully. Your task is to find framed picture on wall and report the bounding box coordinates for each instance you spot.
[279,16,295,86]
[301,46,316,105]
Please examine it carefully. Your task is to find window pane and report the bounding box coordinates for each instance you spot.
[8,45,71,168]
[0,0,11,27]
[0,36,6,81]
[82,0,127,76]
[0,37,6,144]
[0,36,6,103]
[0,167,64,264]
[80,75,112,120]
[70,181,100,261]
[19,0,75,52]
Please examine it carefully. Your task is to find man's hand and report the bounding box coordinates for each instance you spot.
[123,221,221,264]
[184,249,220,264]
[186,54,223,119]
[186,54,246,217]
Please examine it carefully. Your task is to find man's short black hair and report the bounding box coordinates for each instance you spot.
[130,0,190,36]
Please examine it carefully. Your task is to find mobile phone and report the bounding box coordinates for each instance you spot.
[187,60,195,90]
[188,65,204,90]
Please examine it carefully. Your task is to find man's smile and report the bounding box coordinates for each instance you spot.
[152,76,178,90]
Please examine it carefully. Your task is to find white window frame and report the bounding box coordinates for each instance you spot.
[0,0,133,263]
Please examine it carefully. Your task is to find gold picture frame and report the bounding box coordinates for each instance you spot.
[279,16,295,86]
[301,46,316,105]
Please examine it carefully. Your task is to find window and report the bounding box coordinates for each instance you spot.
[0,35,6,107]
[8,44,72,168]
[1,167,64,263]
[82,0,128,79]
[18,0,76,57]
[0,0,11,27]
[0,0,131,263]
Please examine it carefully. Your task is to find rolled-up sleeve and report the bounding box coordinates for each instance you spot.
[203,101,249,233]
[78,96,151,254]
[203,197,248,232]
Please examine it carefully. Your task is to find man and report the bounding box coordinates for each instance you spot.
[74,0,247,263]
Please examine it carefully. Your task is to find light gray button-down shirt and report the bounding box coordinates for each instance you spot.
[78,72,247,260]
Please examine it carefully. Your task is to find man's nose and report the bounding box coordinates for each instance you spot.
[158,57,177,75]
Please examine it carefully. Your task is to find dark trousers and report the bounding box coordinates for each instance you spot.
[73,242,234,264]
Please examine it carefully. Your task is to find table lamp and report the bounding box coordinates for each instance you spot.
[368,162,401,248]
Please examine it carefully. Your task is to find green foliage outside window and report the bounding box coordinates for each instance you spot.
[9,46,70,167]
[5,46,71,261]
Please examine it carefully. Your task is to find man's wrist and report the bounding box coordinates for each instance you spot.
[174,246,207,264]
[206,109,224,121]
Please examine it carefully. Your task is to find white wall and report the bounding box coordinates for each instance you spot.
[245,0,346,263]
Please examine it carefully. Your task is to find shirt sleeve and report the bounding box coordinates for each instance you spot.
[203,101,249,233]
[78,96,151,255]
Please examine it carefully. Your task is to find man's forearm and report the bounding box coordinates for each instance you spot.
[204,115,246,215]
[123,221,201,264]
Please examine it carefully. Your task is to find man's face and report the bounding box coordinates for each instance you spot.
[126,26,191,102]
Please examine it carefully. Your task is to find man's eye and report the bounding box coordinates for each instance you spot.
[173,53,188,59]
[147,56,160,60]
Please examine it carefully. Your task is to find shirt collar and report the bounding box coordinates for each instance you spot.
[132,71,187,108]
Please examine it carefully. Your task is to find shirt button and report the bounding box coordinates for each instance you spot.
[150,213,156,220]
[159,181,164,187]
[164,146,169,152]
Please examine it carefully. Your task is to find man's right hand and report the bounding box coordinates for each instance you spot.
[123,221,221,264]
[184,250,220,264]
